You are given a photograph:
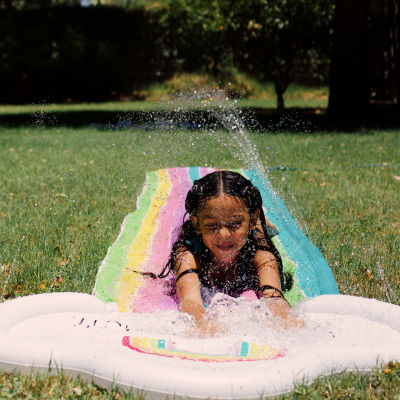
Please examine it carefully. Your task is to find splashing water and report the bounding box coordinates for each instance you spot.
[31,100,58,128]
[159,88,311,236]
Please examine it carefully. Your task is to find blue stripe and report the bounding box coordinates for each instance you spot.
[244,169,338,297]
[240,341,249,356]
[188,166,201,184]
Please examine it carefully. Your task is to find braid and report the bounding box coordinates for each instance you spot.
[248,185,293,292]
[158,218,197,278]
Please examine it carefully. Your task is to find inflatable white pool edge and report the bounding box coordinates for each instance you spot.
[0,356,391,400]
[298,294,400,333]
[1,292,399,332]
[0,292,109,333]
[0,292,400,400]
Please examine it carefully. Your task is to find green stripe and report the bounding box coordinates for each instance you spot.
[271,236,305,306]
[94,171,159,302]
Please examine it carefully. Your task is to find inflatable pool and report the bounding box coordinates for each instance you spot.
[1,292,400,398]
[1,167,399,398]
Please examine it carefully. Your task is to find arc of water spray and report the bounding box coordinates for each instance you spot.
[209,98,312,240]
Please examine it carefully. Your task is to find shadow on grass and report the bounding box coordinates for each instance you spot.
[1,107,400,132]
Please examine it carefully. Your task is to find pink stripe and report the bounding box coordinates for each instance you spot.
[147,168,182,273]
[131,168,189,312]
[130,167,224,313]
[170,167,192,244]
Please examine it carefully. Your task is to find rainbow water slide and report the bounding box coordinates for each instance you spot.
[93,167,338,312]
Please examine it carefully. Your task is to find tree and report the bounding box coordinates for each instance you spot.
[163,0,334,109]
[162,0,233,79]
[222,0,335,110]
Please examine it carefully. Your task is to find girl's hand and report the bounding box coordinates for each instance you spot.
[264,298,305,328]
[179,298,227,337]
[189,316,228,337]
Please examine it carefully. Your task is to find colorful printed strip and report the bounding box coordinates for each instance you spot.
[93,171,160,303]
[130,168,193,312]
[116,170,171,312]
[128,167,219,312]
[122,336,285,362]
[243,169,338,297]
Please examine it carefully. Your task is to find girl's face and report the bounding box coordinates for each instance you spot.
[191,195,259,266]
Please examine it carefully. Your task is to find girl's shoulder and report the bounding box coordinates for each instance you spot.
[173,247,198,272]
[172,236,205,273]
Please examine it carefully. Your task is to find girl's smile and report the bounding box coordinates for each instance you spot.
[191,195,259,266]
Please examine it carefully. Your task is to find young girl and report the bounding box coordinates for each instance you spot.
[162,170,294,334]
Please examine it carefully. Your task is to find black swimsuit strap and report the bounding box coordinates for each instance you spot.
[175,268,199,283]
[258,285,284,298]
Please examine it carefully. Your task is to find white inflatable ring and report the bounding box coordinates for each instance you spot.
[1,292,400,399]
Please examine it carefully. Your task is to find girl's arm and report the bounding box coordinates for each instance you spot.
[175,250,205,322]
[175,251,224,336]
[254,250,292,318]
[255,250,304,327]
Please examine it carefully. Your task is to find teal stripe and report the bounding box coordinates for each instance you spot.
[240,342,249,356]
[188,166,200,183]
[244,169,338,297]
[239,169,304,305]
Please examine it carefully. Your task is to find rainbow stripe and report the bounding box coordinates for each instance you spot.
[121,336,285,362]
[93,167,338,313]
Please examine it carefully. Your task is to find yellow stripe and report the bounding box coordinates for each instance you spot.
[116,170,171,312]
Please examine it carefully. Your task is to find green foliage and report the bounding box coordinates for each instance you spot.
[0,6,168,103]
[160,0,233,78]
[0,1,334,105]
[223,0,335,108]
[161,0,335,108]
[0,0,71,9]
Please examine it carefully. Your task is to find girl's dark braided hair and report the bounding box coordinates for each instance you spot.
[159,170,292,292]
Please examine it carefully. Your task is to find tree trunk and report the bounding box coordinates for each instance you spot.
[276,89,285,111]
[328,0,370,114]
[368,0,400,105]
[273,73,288,111]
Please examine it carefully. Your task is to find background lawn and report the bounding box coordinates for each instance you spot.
[0,83,329,115]
[0,104,399,398]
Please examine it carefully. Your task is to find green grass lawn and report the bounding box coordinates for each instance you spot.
[0,82,328,116]
[0,115,399,398]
